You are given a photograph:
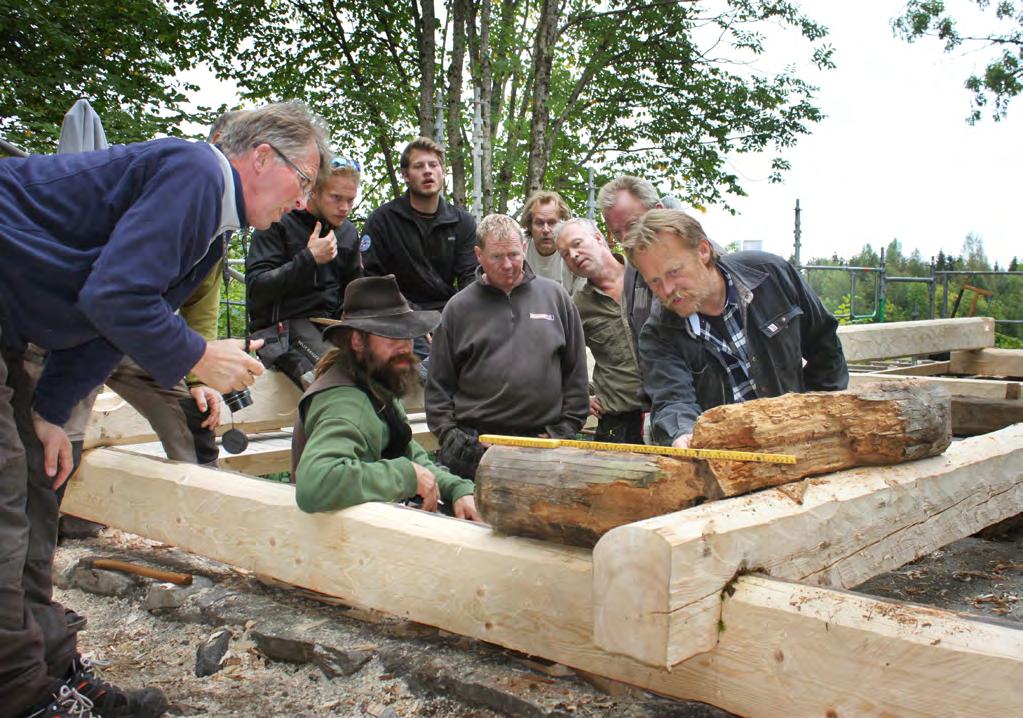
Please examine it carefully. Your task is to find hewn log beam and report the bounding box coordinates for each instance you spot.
[837,317,994,362]
[951,396,1023,437]
[865,360,950,375]
[592,424,1023,668]
[848,372,1022,399]
[61,447,1023,717]
[950,348,1023,378]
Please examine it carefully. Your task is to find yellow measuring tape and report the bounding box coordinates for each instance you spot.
[478,434,796,465]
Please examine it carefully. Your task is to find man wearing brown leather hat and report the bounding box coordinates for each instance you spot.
[291,275,481,521]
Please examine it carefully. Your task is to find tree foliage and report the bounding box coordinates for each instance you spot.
[0,0,212,153]
[195,0,833,217]
[894,0,1023,122]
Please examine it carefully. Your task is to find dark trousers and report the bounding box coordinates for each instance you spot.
[0,346,76,716]
[594,409,645,445]
[274,318,330,390]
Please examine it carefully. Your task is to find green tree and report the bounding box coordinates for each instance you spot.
[0,0,210,153]
[196,0,833,216]
[894,0,1023,122]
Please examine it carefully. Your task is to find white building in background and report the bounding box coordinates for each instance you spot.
[741,239,763,252]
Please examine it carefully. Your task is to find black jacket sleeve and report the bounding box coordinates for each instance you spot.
[453,214,479,290]
[360,210,389,278]
[246,222,317,328]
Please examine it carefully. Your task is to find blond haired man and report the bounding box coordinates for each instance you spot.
[624,210,848,448]
[519,190,584,295]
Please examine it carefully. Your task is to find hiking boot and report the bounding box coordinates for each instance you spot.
[64,656,168,718]
[65,607,88,633]
[22,679,94,718]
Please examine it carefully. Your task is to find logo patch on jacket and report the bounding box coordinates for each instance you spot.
[359,234,372,252]
[530,312,555,321]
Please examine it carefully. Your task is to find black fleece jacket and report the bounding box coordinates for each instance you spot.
[360,192,477,310]
[246,210,362,331]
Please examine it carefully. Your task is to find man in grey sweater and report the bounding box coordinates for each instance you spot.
[426,214,589,479]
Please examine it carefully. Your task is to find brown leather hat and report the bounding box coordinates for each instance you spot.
[322,275,440,343]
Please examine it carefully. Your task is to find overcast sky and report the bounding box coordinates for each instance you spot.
[698,2,1022,266]
[185,2,1020,266]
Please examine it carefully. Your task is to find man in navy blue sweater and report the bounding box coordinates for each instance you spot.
[0,101,328,718]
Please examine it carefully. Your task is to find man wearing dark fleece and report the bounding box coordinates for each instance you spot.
[426,214,589,479]
[0,101,328,718]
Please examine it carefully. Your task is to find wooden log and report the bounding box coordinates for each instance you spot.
[592,423,1023,668]
[951,396,1023,437]
[61,447,1023,717]
[837,317,994,362]
[848,372,1022,399]
[475,447,723,547]
[950,348,1023,378]
[477,381,951,547]
[691,380,951,496]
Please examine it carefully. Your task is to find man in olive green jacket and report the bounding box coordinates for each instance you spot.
[292,276,480,520]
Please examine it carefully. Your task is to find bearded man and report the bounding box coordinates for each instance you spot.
[292,275,480,520]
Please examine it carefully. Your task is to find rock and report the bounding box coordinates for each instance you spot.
[59,515,105,540]
[144,576,214,611]
[250,629,374,678]
[195,628,232,677]
[66,564,138,597]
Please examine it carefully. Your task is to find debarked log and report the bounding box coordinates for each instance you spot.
[691,379,952,496]
[477,380,951,547]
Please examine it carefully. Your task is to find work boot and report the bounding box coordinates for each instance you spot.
[21,679,94,717]
[64,656,168,718]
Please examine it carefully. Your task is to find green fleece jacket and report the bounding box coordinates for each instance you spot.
[295,384,474,513]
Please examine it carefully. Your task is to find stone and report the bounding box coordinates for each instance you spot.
[144,576,214,611]
[67,564,138,597]
[195,628,232,677]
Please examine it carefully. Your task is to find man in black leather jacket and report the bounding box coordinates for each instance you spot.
[624,209,849,447]
[246,156,364,388]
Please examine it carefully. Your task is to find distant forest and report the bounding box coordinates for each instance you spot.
[801,233,1023,344]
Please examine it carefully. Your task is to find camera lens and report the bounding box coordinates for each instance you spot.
[223,387,253,413]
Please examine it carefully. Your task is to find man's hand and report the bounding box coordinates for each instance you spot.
[672,433,692,449]
[190,385,222,429]
[32,412,73,490]
[306,222,336,264]
[412,463,440,512]
[589,396,604,418]
[191,339,265,394]
[454,495,483,522]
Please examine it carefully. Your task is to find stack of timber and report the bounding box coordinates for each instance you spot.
[476,379,951,547]
[840,317,1023,437]
[62,422,1023,717]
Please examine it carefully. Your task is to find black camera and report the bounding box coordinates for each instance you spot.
[222,387,253,413]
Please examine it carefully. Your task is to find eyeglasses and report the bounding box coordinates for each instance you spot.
[330,156,362,172]
[267,143,313,198]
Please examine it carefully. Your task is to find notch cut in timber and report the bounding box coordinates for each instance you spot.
[592,423,1023,668]
[62,447,1023,717]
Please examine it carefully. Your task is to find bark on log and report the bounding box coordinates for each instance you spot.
[477,380,951,547]
[692,379,951,496]
[476,448,722,547]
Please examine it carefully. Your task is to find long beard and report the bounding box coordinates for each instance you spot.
[367,352,420,397]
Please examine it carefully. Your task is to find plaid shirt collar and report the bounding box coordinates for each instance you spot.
[685,268,759,403]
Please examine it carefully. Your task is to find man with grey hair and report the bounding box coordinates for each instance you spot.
[597,175,675,349]
[554,218,646,443]
[623,209,848,449]
[426,214,588,479]
[0,100,328,718]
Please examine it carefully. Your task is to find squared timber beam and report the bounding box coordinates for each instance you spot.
[592,424,1023,668]
[950,348,1023,378]
[837,317,994,362]
[61,448,1023,717]
[848,372,1022,399]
